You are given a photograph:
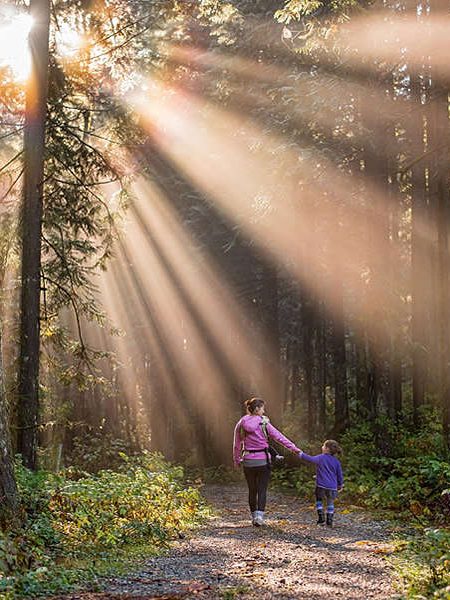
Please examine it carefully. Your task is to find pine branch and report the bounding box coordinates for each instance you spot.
[0,150,23,176]
[50,154,115,225]
[0,128,23,142]
[0,167,24,202]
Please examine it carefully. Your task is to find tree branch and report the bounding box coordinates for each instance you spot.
[0,167,24,202]
[0,150,23,176]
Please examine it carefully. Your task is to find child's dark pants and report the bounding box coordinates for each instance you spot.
[243,465,271,512]
[315,486,337,515]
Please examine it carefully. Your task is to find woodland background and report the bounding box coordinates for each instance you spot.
[0,0,449,597]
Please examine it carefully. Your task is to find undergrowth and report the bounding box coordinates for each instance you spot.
[0,452,209,599]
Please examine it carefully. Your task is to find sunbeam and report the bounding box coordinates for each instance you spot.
[125,80,418,346]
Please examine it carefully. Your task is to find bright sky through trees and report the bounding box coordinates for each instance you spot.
[0,8,33,80]
[1,0,449,464]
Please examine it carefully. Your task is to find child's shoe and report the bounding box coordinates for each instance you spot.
[316,510,325,525]
[326,513,333,527]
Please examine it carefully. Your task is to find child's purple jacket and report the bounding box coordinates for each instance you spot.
[299,452,344,490]
[233,415,301,465]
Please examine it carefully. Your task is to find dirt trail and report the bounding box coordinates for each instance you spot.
[54,483,399,600]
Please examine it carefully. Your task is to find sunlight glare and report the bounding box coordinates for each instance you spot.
[55,22,84,59]
[0,11,33,80]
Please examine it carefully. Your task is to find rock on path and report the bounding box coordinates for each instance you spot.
[54,483,398,600]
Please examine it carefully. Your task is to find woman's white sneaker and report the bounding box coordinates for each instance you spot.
[253,510,264,526]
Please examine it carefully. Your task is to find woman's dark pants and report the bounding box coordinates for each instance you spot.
[243,465,271,512]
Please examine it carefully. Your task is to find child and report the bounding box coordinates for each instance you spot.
[298,440,343,527]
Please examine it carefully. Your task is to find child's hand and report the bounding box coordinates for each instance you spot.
[297,451,304,458]
[338,485,344,492]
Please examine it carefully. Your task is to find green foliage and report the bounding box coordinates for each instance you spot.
[197,464,242,484]
[340,417,449,519]
[270,448,316,497]
[0,452,208,598]
[273,415,449,520]
[276,0,361,20]
[68,431,138,472]
[394,528,450,599]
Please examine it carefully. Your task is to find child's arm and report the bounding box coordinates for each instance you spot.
[298,451,322,464]
[266,422,302,454]
[233,421,244,466]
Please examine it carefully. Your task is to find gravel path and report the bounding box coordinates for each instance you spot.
[54,483,399,600]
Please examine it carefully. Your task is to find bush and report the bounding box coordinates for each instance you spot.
[340,417,450,520]
[0,452,208,598]
[394,528,450,598]
[68,431,138,472]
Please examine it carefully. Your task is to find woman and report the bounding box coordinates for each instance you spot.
[233,397,302,526]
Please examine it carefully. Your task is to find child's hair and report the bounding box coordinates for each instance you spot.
[323,439,342,455]
[245,397,265,414]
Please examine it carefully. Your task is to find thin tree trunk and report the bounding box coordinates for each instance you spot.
[259,262,282,425]
[0,331,20,522]
[387,161,403,421]
[432,83,450,449]
[317,310,326,433]
[17,0,51,470]
[332,280,349,433]
[355,338,368,418]
[303,292,316,439]
[410,72,431,427]
[436,179,450,450]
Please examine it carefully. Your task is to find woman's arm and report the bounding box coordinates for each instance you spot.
[266,422,302,454]
[233,420,244,465]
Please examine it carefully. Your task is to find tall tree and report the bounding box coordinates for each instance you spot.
[410,72,430,427]
[0,268,19,519]
[17,0,51,469]
[0,335,19,522]
[433,89,450,449]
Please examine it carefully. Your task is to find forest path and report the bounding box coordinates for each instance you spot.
[54,483,399,600]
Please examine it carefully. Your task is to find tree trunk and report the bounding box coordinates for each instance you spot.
[332,279,349,433]
[0,331,20,523]
[302,292,316,439]
[410,71,432,427]
[317,317,326,432]
[259,262,282,425]
[387,163,403,421]
[436,179,450,449]
[17,0,51,470]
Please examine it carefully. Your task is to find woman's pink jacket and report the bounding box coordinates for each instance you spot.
[233,415,301,466]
